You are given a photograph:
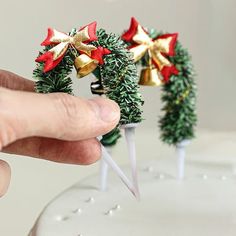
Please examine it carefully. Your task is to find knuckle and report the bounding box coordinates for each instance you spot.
[50,93,81,126]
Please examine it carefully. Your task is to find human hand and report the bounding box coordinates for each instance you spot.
[0,69,120,197]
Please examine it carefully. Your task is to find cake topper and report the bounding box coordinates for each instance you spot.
[33,22,143,198]
[122,17,197,179]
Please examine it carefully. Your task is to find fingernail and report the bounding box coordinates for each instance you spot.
[90,98,120,123]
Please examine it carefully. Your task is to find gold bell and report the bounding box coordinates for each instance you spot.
[74,54,98,78]
[138,67,163,86]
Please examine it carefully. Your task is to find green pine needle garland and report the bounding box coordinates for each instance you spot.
[159,41,197,145]
[33,47,75,95]
[129,29,197,146]
[92,29,144,125]
[92,29,144,146]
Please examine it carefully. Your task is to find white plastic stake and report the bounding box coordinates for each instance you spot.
[100,147,111,191]
[123,124,140,199]
[176,140,190,180]
[101,145,138,198]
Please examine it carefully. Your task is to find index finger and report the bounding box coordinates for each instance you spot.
[0,69,35,92]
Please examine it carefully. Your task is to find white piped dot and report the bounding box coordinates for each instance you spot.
[144,166,154,172]
[86,197,95,203]
[156,173,165,179]
[73,208,82,214]
[202,174,208,180]
[54,215,63,221]
[105,210,113,216]
[113,204,121,210]
[221,176,227,181]
[54,215,70,221]
[55,215,69,221]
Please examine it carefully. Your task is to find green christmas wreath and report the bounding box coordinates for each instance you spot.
[33,22,143,146]
[122,17,197,146]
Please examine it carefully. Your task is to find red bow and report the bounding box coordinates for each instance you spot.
[122,17,178,82]
[36,22,110,73]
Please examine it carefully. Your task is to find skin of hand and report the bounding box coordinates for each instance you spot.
[0,69,120,197]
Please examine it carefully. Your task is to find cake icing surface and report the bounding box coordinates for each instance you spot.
[30,159,236,236]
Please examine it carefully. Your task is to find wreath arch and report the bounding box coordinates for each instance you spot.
[122,17,197,146]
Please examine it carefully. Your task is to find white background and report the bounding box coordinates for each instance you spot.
[0,0,236,235]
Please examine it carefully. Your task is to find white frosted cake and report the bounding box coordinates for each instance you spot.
[29,155,236,236]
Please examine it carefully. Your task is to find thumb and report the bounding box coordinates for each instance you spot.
[0,160,11,197]
[0,88,120,147]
